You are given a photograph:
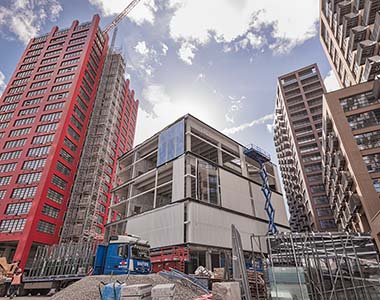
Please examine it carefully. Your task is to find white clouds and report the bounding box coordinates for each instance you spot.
[169,0,318,57]
[88,0,157,26]
[178,42,197,65]
[161,43,169,55]
[0,0,62,44]
[222,113,274,135]
[135,41,150,56]
[324,70,341,92]
[0,70,6,97]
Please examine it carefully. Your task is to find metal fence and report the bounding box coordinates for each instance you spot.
[250,232,380,300]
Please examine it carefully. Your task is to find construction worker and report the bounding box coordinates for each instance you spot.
[8,267,22,299]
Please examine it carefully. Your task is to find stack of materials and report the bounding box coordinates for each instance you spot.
[120,284,152,300]
[151,284,175,300]
[246,270,267,300]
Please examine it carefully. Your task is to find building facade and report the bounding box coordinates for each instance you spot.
[0,15,108,268]
[61,53,138,242]
[320,0,380,87]
[274,64,336,232]
[322,79,380,247]
[106,115,289,273]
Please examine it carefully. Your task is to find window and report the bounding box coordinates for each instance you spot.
[26,88,46,97]
[299,143,318,153]
[304,163,322,172]
[27,146,50,157]
[20,62,36,70]
[319,219,336,229]
[22,158,46,170]
[0,219,26,232]
[0,103,17,112]
[340,91,380,112]
[44,102,65,111]
[55,74,74,83]
[12,78,29,86]
[0,176,11,185]
[4,94,22,103]
[58,66,77,74]
[4,138,26,149]
[79,87,90,102]
[41,56,59,65]
[73,105,85,121]
[64,50,82,59]
[69,36,87,44]
[19,107,39,116]
[38,64,56,72]
[0,150,22,160]
[77,96,88,112]
[44,49,61,57]
[355,130,380,150]
[36,122,58,133]
[363,154,380,173]
[373,179,380,193]
[34,72,53,82]
[64,137,77,152]
[23,55,39,63]
[9,127,31,137]
[61,58,79,66]
[51,83,72,92]
[310,184,325,194]
[6,202,32,215]
[307,174,323,182]
[14,117,35,126]
[23,97,42,107]
[82,78,92,95]
[0,112,14,122]
[0,162,17,172]
[67,43,84,52]
[48,92,68,101]
[84,70,94,86]
[347,109,380,130]
[41,112,62,122]
[302,153,321,163]
[51,174,67,190]
[72,30,88,38]
[313,195,329,205]
[11,186,37,199]
[60,149,74,163]
[56,161,71,176]
[37,220,56,234]
[67,125,80,141]
[71,116,82,131]
[47,42,64,50]
[32,134,54,145]
[47,188,63,204]
[16,70,33,78]
[30,80,49,88]
[17,172,41,184]
[42,204,59,218]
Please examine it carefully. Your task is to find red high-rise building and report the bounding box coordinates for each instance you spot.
[0,15,109,268]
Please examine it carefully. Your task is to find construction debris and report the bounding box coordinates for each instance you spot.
[151,283,175,300]
[120,284,152,300]
[52,274,204,300]
[212,282,241,300]
[246,270,267,300]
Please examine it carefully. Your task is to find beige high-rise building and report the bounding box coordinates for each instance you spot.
[322,79,380,247]
[274,64,336,233]
[320,0,380,87]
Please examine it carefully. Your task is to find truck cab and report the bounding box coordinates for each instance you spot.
[94,235,151,275]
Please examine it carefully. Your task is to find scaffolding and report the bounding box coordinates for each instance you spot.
[61,49,133,242]
[250,232,380,300]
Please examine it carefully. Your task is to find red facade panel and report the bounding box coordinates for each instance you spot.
[0,15,108,268]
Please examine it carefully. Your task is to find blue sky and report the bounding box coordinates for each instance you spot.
[0,0,341,164]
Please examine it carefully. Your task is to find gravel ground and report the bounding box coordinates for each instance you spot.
[52,274,205,300]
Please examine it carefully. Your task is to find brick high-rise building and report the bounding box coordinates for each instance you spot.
[320,0,380,87]
[61,53,138,242]
[322,79,380,247]
[274,64,336,232]
[0,16,109,268]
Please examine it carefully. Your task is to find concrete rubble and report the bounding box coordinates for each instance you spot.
[212,282,241,300]
[51,274,204,300]
[151,283,176,300]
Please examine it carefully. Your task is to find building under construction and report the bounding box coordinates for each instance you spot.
[61,51,138,242]
[106,114,290,273]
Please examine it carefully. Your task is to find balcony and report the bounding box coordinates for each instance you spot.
[362,55,380,82]
[331,167,340,184]
[328,134,339,152]
[347,192,361,214]
[334,151,345,170]
[341,171,353,190]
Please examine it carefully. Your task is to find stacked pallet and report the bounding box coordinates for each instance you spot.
[246,270,267,300]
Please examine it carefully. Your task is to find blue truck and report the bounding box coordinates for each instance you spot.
[0,234,151,296]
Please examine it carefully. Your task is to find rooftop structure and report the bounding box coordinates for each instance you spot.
[106,114,289,273]
[274,64,336,233]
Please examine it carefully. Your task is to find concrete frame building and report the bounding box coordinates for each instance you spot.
[274,64,336,233]
[0,16,108,268]
[106,114,289,273]
[322,79,380,247]
[320,0,380,87]
[60,53,138,243]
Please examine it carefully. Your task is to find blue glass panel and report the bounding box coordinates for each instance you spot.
[157,119,185,166]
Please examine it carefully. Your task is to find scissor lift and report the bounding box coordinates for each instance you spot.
[244,144,278,235]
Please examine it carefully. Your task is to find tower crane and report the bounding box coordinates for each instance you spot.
[102,0,143,34]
